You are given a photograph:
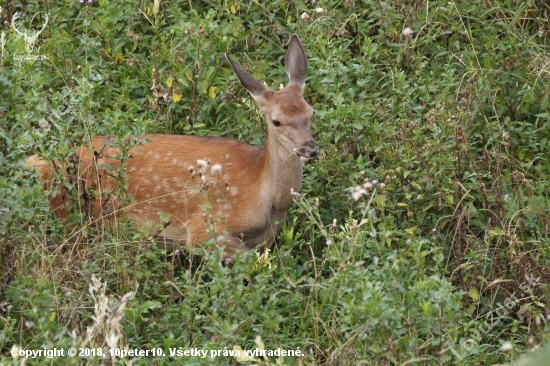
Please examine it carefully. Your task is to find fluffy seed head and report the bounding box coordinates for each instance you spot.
[197,159,208,168]
[501,341,513,353]
[402,27,414,38]
[351,186,367,201]
[211,164,222,175]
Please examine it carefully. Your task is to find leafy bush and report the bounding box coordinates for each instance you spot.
[1,0,549,365]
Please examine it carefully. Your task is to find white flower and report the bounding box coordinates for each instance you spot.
[301,12,310,20]
[211,164,222,175]
[351,186,367,201]
[402,27,414,38]
[501,341,513,352]
[315,7,324,13]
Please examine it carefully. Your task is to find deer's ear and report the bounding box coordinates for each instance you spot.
[225,54,268,103]
[285,34,307,94]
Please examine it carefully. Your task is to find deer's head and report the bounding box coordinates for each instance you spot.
[225,35,318,163]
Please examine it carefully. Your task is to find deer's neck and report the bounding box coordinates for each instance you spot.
[262,137,304,211]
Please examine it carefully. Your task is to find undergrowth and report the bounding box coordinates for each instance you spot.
[1,0,550,365]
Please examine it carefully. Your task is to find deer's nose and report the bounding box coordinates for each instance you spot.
[306,138,318,155]
[308,146,319,157]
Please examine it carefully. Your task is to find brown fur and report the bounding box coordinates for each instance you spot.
[26,35,317,256]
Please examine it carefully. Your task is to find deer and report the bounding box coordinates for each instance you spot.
[26,34,318,257]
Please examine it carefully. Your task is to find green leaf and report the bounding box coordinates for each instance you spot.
[469,288,480,301]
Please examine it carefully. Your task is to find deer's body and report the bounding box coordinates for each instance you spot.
[27,35,317,256]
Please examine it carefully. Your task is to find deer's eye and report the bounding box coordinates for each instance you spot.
[272,120,282,127]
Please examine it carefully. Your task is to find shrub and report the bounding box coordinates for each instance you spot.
[1,0,549,365]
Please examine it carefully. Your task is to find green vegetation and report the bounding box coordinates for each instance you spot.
[1,0,549,365]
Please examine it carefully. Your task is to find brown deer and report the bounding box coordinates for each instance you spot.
[27,34,318,257]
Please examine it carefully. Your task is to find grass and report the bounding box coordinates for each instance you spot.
[1,0,550,365]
